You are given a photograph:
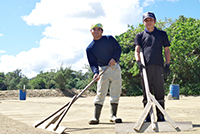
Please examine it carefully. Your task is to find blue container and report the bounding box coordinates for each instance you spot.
[169,84,179,100]
[19,89,26,100]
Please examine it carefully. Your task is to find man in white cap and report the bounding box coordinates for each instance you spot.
[134,12,171,122]
[86,23,122,124]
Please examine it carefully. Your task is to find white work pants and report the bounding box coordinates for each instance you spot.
[94,64,122,105]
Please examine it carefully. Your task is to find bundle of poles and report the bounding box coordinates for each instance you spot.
[33,64,112,134]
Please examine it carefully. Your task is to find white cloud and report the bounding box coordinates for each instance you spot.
[142,0,155,7]
[0,50,6,53]
[0,0,143,78]
[0,33,3,36]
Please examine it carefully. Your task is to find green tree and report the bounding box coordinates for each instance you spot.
[4,69,22,90]
[75,64,96,91]
[43,69,57,89]
[30,71,46,89]
[54,66,75,90]
[17,76,31,89]
[0,72,6,90]
[166,16,200,95]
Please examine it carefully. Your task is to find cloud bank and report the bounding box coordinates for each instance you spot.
[0,0,143,78]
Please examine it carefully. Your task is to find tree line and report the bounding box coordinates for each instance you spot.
[0,15,199,96]
[0,65,95,91]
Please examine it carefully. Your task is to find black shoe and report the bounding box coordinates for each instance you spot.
[89,118,99,124]
[145,115,151,122]
[157,115,166,122]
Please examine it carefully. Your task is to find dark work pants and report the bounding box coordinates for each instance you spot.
[140,65,165,103]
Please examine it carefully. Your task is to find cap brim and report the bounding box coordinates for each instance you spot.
[90,27,103,31]
[143,16,155,21]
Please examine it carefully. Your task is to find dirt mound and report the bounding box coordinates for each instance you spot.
[0,89,95,100]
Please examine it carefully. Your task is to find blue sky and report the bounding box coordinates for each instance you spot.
[0,0,44,55]
[0,0,200,78]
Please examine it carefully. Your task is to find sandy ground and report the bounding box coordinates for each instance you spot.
[0,95,200,134]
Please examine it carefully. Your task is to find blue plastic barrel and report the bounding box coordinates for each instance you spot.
[19,89,26,100]
[169,84,179,100]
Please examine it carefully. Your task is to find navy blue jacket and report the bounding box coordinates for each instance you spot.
[86,35,121,74]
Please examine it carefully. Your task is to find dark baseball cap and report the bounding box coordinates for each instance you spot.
[143,12,156,21]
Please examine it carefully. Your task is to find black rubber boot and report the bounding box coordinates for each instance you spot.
[110,103,122,123]
[89,104,102,124]
[143,101,151,122]
[156,100,166,122]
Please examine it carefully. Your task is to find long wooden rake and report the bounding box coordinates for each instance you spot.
[133,49,179,131]
[33,64,112,134]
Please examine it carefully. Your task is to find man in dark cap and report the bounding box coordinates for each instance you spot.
[134,12,171,122]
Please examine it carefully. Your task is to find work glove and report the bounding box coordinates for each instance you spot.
[164,64,170,77]
[137,61,145,72]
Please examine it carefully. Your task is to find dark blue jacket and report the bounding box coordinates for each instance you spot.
[86,35,121,74]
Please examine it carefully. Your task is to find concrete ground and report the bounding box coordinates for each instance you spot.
[0,96,200,134]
